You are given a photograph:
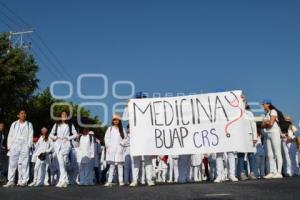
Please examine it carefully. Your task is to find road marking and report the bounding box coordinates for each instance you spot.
[204,193,232,197]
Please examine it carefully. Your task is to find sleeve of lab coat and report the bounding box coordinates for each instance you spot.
[27,122,34,149]
[104,128,111,149]
[7,122,16,150]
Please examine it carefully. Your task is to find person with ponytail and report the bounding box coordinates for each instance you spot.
[261,99,283,179]
[104,113,127,187]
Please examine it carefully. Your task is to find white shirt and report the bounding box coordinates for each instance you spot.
[263,109,281,133]
[7,120,33,150]
[49,123,78,154]
[78,134,94,163]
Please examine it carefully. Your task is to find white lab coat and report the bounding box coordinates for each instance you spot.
[104,127,127,164]
[31,137,53,186]
[6,120,33,185]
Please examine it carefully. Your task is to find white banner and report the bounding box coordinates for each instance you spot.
[128,90,255,156]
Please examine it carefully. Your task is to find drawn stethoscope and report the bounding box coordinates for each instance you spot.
[224,91,244,138]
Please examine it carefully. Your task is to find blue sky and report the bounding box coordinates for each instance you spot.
[0,0,299,125]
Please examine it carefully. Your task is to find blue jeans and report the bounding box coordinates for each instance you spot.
[124,154,132,184]
[237,153,256,176]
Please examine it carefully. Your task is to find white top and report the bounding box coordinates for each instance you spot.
[7,120,33,150]
[104,126,127,163]
[287,125,298,139]
[78,134,94,163]
[245,110,258,141]
[263,109,281,133]
[49,123,78,155]
[32,136,53,161]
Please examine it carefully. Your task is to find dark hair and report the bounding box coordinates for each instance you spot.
[57,111,70,125]
[269,104,277,111]
[111,120,125,139]
[245,105,251,110]
[41,127,49,142]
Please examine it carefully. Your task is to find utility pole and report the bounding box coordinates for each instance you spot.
[8,30,33,49]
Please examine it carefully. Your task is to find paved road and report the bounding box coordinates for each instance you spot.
[0,177,299,200]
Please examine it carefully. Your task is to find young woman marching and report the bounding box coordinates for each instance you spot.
[29,127,53,187]
[261,99,283,179]
[77,128,95,186]
[50,111,78,188]
[104,114,127,187]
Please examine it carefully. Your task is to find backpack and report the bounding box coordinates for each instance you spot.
[79,134,93,144]
[269,108,290,134]
[53,122,74,136]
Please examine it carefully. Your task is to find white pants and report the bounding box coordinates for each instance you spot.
[168,158,179,182]
[131,156,153,183]
[7,144,30,184]
[282,141,299,176]
[266,132,283,174]
[79,160,94,185]
[57,151,69,184]
[216,152,236,178]
[32,158,50,185]
[191,166,201,182]
[107,164,123,184]
[255,154,265,177]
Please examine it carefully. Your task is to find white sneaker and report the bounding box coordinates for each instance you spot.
[29,182,37,187]
[167,180,173,184]
[229,176,239,182]
[119,182,125,186]
[55,182,62,187]
[147,181,155,187]
[129,182,138,187]
[273,173,283,179]
[104,182,113,187]
[264,173,275,179]
[214,176,223,183]
[18,182,27,187]
[57,182,67,188]
[3,182,15,188]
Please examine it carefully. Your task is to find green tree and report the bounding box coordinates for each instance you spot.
[0,33,38,124]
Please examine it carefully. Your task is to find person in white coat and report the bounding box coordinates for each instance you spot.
[237,106,258,180]
[168,155,179,183]
[49,111,78,188]
[104,114,127,187]
[29,127,53,187]
[78,128,95,186]
[4,110,34,187]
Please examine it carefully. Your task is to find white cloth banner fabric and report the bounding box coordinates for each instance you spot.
[128,90,254,156]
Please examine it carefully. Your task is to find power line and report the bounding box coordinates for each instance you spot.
[0,12,14,31]
[0,1,31,28]
[0,1,74,81]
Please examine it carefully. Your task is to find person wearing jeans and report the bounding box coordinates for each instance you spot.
[237,106,258,180]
